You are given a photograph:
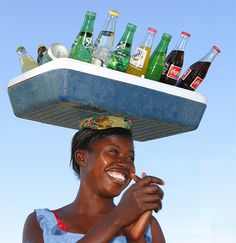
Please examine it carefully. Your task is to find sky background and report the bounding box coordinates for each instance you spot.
[0,0,235,242]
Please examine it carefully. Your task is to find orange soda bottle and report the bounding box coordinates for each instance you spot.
[126,27,157,77]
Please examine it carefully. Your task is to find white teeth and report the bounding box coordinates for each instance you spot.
[107,171,126,182]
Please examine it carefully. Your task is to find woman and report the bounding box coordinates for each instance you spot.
[23,116,165,243]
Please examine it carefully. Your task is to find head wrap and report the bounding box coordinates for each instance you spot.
[79,116,133,130]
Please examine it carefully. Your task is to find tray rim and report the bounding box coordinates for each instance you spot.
[8,58,207,105]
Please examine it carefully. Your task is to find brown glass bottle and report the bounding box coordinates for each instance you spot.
[176,45,221,91]
[159,32,190,85]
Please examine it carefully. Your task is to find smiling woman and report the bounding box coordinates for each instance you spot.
[22,116,165,243]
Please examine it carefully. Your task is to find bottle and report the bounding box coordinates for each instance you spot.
[107,23,137,72]
[145,33,172,81]
[159,31,191,85]
[176,45,221,91]
[37,44,47,65]
[16,46,38,73]
[91,10,119,66]
[70,11,96,63]
[126,27,157,77]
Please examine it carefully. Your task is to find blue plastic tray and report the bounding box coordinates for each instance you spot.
[8,58,207,141]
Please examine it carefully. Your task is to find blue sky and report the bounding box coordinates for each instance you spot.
[0,0,235,242]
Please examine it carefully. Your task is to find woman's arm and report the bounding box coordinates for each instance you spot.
[22,212,44,243]
[150,216,165,243]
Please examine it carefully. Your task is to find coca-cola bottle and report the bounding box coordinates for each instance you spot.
[176,45,221,91]
[159,31,191,85]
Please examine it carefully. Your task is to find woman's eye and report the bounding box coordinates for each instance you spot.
[109,148,119,155]
[127,156,134,163]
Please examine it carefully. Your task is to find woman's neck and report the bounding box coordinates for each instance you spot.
[72,186,116,217]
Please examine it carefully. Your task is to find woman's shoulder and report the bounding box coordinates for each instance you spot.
[23,211,44,243]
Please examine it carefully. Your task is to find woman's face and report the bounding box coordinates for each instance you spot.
[81,134,135,198]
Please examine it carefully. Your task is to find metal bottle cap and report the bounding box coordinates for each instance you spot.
[108,10,119,17]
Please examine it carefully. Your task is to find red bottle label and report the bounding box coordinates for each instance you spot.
[190,76,203,90]
[167,64,182,80]
[181,68,191,80]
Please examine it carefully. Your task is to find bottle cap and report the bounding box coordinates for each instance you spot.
[162,33,172,39]
[86,11,96,18]
[16,46,25,52]
[108,10,119,17]
[181,31,191,37]
[126,23,137,31]
[37,44,46,52]
[148,27,157,33]
[213,45,221,53]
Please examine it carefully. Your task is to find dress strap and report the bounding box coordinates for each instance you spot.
[52,210,69,231]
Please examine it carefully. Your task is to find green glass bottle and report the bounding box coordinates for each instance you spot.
[107,23,137,72]
[145,33,172,81]
[70,11,96,63]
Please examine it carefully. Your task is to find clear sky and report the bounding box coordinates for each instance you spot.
[0,0,235,242]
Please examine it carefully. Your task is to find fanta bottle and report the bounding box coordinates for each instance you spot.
[126,27,157,77]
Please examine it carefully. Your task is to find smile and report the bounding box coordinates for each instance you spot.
[106,171,127,183]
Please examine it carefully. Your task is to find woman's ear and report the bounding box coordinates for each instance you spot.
[74,149,88,167]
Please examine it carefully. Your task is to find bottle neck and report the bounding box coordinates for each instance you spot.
[17,48,26,55]
[174,35,190,51]
[81,16,95,33]
[120,28,136,45]
[141,30,156,48]
[102,14,118,32]
[199,47,220,63]
[155,35,172,53]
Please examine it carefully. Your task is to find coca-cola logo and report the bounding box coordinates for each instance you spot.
[167,64,181,80]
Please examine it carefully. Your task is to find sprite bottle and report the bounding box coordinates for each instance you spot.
[107,23,137,72]
[70,11,96,63]
[145,33,172,81]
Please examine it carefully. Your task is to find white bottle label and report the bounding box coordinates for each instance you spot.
[129,47,147,68]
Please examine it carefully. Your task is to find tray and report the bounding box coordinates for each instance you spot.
[8,58,207,141]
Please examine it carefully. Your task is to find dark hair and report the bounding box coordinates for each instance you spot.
[70,128,133,177]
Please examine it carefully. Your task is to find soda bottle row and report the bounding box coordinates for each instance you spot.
[16,9,221,92]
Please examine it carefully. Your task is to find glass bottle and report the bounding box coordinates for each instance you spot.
[145,33,172,81]
[126,27,157,77]
[107,23,137,72]
[37,44,47,65]
[16,46,38,73]
[91,10,119,66]
[70,11,96,63]
[176,45,221,91]
[159,31,191,85]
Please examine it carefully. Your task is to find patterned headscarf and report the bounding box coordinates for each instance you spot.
[79,116,133,130]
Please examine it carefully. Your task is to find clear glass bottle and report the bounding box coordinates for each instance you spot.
[91,10,119,67]
[145,33,172,81]
[70,11,96,63]
[107,23,137,72]
[176,45,221,91]
[159,31,191,85]
[16,46,38,73]
[126,27,157,77]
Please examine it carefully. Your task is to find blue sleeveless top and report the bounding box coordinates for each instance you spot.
[35,208,152,243]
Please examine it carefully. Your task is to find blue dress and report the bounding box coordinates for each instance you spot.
[35,208,152,243]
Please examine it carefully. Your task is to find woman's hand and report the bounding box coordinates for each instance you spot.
[114,174,164,231]
[123,173,164,241]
